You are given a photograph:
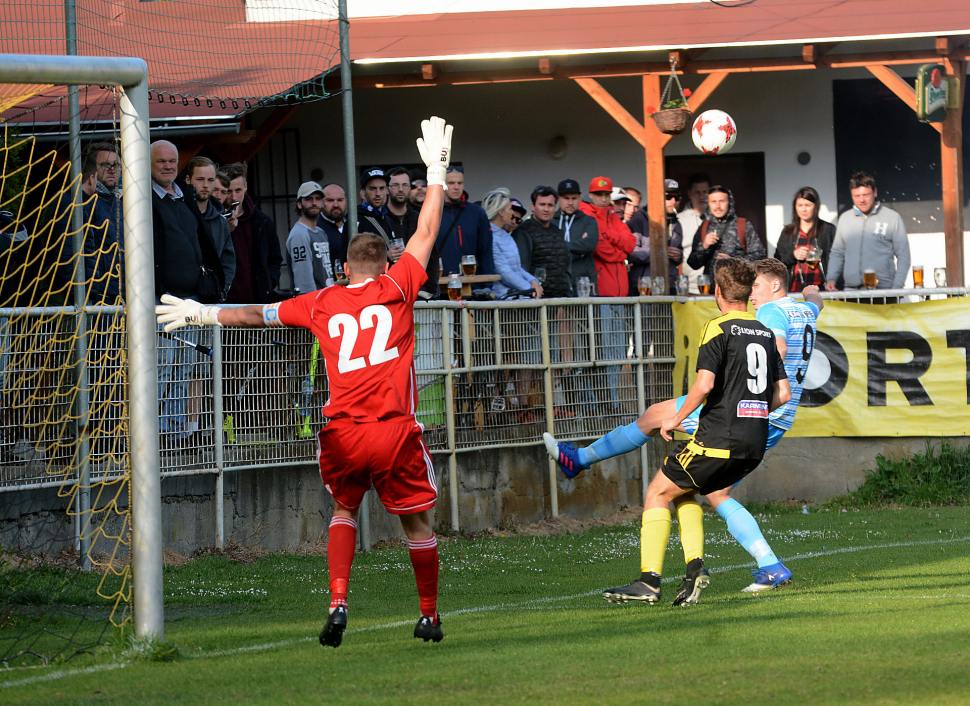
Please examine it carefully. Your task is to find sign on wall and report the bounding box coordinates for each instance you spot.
[672,299,970,437]
[916,63,949,123]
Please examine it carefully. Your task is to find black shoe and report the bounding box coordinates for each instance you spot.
[319,605,348,647]
[414,614,443,643]
[672,558,711,606]
[603,573,661,604]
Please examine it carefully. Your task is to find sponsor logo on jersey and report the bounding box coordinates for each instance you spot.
[737,400,768,418]
[731,324,772,338]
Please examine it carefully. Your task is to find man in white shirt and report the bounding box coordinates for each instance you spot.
[677,172,712,295]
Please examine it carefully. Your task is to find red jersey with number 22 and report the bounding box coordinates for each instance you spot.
[276,252,427,421]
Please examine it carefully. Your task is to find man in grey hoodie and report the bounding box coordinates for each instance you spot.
[825,172,910,291]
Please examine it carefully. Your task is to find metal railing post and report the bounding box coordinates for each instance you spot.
[540,304,558,517]
[212,327,225,549]
[441,308,459,531]
[633,301,648,500]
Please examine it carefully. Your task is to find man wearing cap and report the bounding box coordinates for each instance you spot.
[626,178,684,294]
[357,167,404,261]
[611,187,631,220]
[287,181,335,294]
[408,168,427,209]
[509,198,527,232]
[581,176,636,414]
[436,166,494,285]
[555,178,599,290]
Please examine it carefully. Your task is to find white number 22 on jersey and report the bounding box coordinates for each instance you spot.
[746,342,768,394]
[328,305,400,374]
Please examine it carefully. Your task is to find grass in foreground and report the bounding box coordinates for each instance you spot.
[2,505,969,705]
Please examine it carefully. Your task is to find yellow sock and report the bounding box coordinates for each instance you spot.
[676,499,704,564]
[640,508,672,575]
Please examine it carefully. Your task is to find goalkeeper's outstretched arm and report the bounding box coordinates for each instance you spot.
[404,116,452,270]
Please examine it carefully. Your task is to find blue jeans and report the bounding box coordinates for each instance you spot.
[597,304,629,408]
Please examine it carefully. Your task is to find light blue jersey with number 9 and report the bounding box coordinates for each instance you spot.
[755,296,819,430]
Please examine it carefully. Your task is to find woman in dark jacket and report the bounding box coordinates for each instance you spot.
[774,186,838,292]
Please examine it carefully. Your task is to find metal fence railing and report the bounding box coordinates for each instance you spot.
[2,288,966,534]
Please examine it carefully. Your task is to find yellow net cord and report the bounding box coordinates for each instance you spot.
[0,84,53,117]
[0,121,131,651]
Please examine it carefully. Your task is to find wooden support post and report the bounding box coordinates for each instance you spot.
[941,57,966,287]
[539,58,557,75]
[176,144,203,173]
[643,74,667,287]
[422,63,439,80]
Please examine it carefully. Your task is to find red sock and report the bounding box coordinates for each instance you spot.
[328,516,357,610]
[408,535,439,619]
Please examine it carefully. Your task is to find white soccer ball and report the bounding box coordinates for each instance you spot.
[691,110,737,155]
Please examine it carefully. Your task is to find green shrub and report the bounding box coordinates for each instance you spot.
[829,440,970,509]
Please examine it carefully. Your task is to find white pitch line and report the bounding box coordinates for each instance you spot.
[4,534,969,689]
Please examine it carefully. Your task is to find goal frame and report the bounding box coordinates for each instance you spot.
[0,54,163,640]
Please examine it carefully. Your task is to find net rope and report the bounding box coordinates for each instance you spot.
[1,0,341,106]
[0,96,131,666]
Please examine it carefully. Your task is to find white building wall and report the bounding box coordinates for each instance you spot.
[269,67,966,282]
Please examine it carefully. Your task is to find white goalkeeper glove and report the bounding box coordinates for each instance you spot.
[155,294,222,332]
[416,116,453,188]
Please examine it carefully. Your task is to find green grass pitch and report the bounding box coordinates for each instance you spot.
[2,505,969,705]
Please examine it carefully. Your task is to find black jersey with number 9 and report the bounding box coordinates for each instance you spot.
[694,311,786,460]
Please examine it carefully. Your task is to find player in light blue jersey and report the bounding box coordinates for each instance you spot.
[545,258,823,592]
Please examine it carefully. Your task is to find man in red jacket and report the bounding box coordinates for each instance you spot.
[580,176,636,415]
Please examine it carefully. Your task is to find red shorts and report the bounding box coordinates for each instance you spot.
[317,416,437,515]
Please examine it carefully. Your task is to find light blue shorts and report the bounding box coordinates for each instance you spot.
[674,395,787,454]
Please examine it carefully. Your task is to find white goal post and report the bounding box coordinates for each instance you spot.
[0,54,164,641]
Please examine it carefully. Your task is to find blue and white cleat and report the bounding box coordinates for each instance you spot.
[542,432,589,479]
[741,561,792,593]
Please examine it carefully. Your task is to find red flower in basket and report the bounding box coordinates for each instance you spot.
[683,88,692,98]
[646,105,656,116]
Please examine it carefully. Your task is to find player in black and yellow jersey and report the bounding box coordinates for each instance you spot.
[603,258,791,606]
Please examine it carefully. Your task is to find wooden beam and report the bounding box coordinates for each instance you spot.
[866,65,943,134]
[239,105,298,163]
[658,71,729,148]
[539,58,557,75]
[937,37,952,56]
[643,74,668,288]
[353,49,963,90]
[422,63,439,80]
[802,45,817,64]
[573,78,647,148]
[177,144,203,173]
[941,56,966,287]
[668,50,686,69]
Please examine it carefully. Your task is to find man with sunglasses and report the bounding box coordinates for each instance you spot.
[436,165,494,285]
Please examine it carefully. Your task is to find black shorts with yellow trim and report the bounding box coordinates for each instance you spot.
[660,439,762,496]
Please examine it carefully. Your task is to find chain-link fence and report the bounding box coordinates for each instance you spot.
[2,287,966,543]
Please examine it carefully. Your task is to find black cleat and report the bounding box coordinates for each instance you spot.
[414,614,444,643]
[672,558,711,606]
[603,573,661,604]
[319,605,348,647]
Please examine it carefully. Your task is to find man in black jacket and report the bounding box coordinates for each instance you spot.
[356,167,403,261]
[316,183,349,273]
[151,140,226,448]
[221,162,283,304]
[387,166,438,298]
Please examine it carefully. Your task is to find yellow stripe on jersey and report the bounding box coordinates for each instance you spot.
[699,310,756,345]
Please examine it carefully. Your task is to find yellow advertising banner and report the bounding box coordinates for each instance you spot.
[672,298,970,437]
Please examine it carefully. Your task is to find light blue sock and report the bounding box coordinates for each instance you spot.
[717,498,778,569]
[578,422,650,466]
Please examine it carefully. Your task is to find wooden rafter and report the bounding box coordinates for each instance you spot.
[866,65,943,134]
[573,78,647,148]
[239,105,298,163]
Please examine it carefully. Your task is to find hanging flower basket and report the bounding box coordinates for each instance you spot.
[651,60,692,135]
[652,108,693,135]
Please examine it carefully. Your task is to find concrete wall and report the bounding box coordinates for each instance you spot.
[4,436,966,555]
